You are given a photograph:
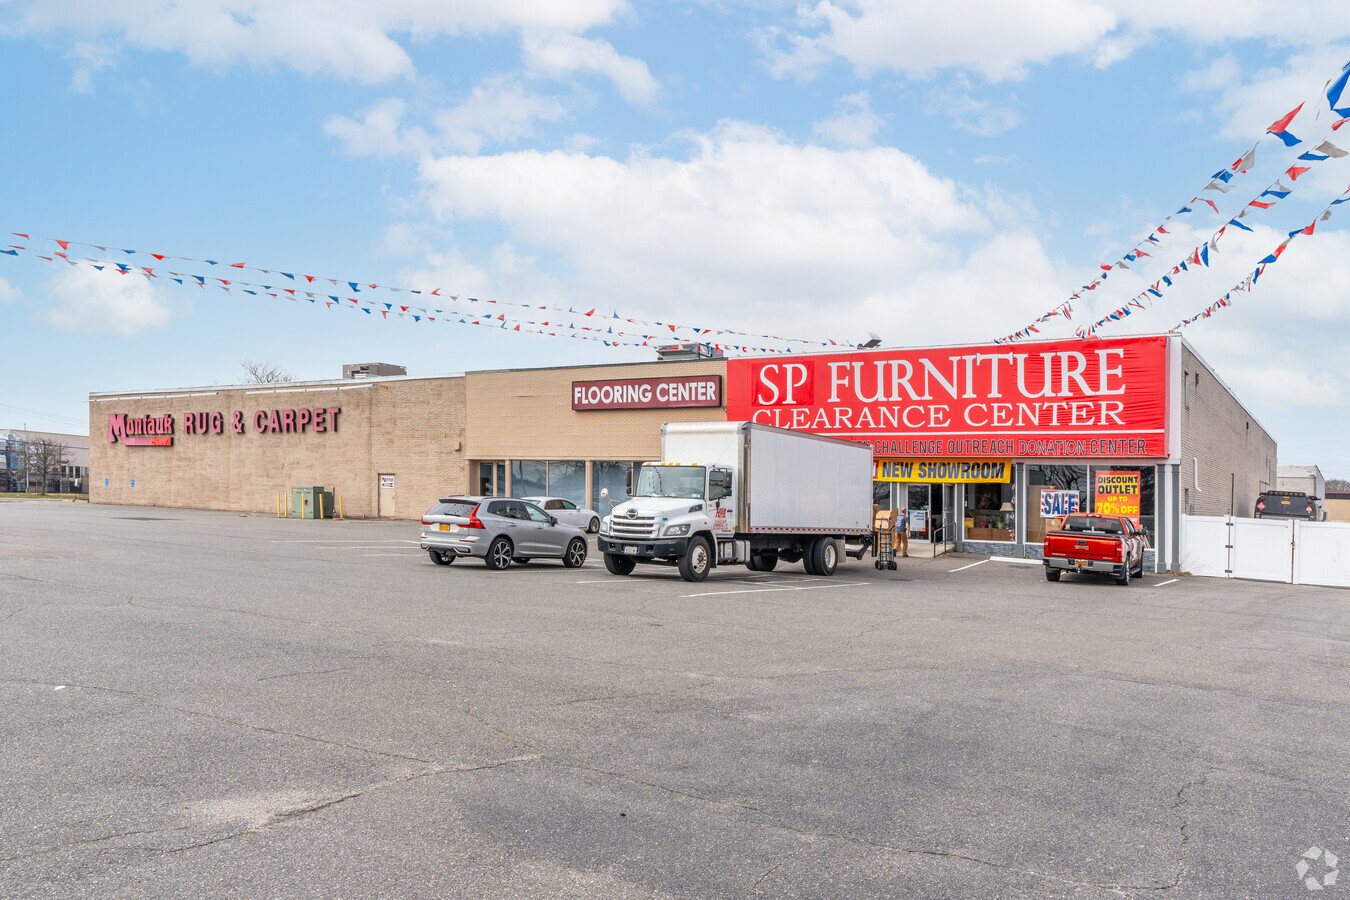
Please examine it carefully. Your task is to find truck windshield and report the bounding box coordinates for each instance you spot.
[633,465,706,499]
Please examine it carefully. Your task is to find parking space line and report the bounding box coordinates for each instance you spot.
[990,556,1041,566]
[948,560,988,572]
[1154,578,1179,587]
[682,581,870,598]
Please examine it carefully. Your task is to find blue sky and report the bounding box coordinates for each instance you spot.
[2,2,1349,476]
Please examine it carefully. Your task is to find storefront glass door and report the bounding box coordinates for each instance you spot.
[907,484,930,539]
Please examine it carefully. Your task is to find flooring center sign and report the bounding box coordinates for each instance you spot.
[725,336,1168,458]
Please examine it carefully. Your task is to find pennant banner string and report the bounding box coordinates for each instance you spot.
[994,55,1350,345]
[2,232,852,352]
[0,242,816,356]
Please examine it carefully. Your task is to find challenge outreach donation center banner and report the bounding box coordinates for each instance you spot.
[725,336,1168,459]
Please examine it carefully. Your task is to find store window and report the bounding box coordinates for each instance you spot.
[548,460,586,507]
[593,461,646,513]
[1089,465,1156,546]
[1027,465,1089,545]
[965,482,1015,543]
[511,460,548,498]
[873,480,893,512]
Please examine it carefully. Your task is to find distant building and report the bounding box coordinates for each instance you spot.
[342,362,407,379]
[1,429,91,493]
[1277,464,1326,519]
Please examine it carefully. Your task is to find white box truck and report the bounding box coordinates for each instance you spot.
[597,421,874,582]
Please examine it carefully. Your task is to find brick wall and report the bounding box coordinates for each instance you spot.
[465,360,729,461]
[1177,345,1277,516]
[90,376,467,519]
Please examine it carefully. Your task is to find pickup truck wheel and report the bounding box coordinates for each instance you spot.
[1115,564,1130,586]
[604,553,636,575]
[808,537,838,576]
[678,537,711,582]
[429,550,455,566]
[1044,567,1060,582]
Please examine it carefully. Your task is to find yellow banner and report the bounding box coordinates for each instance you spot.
[874,459,1012,483]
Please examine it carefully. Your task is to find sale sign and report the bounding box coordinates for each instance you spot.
[1094,471,1141,526]
[1040,491,1080,517]
[726,336,1169,459]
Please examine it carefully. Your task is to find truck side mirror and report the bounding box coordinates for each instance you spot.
[625,469,633,493]
[600,487,609,499]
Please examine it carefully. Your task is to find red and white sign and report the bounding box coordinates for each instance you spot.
[726,336,1168,459]
[573,375,722,411]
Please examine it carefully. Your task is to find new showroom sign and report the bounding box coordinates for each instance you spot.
[725,336,1168,458]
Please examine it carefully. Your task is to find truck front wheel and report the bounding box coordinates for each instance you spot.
[678,537,711,582]
[604,553,636,576]
[808,536,838,576]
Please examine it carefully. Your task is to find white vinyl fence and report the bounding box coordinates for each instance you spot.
[1181,515,1350,588]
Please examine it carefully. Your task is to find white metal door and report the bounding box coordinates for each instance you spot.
[1294,520,1350,588]
[1231,518,1293,583]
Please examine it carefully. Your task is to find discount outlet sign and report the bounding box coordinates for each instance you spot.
[725,336,1169,459]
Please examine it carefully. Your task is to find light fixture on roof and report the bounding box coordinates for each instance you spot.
[853,331,882,349]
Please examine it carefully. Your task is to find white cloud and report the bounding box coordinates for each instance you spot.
[0,276,22,304]
[325,78,569,157]
[522,32,659,105]
[410,120,1072,346]
[812,91,884,148]
[433,77,570,153]
[763,1,1350,84]
[41,265,184,336]
[1180,45,1350,142]
[64,40,118,92]
[14,0,631,84]
[926,78,1021,136]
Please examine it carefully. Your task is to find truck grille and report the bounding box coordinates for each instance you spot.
[611,515,659,539]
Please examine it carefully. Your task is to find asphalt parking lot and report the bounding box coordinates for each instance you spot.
[2,501,1348,899]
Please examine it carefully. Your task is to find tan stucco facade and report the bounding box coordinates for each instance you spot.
[89,358,728,519]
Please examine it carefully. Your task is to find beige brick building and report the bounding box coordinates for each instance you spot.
[88,335,1274,573]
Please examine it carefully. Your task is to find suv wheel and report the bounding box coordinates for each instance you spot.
[485,537,514,570]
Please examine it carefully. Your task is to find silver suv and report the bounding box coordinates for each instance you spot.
[420,497,589,570]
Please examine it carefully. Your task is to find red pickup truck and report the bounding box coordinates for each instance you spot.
[1043,514,1146,585]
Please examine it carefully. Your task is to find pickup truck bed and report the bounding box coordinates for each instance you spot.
[1043,514,1145,586]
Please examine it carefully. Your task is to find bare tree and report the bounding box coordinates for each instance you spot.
[26,437,70,496]
[1328,477,1350,492]
[240,359,294,384]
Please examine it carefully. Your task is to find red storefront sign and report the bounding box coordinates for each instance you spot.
[572,375,722,410]
[726,336,1168,458]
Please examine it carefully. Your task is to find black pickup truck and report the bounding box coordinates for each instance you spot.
[1254,490,1317,520]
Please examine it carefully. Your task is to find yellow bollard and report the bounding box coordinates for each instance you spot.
[338,494,344,520]
[276,492,281,518]
[320,492,326,520]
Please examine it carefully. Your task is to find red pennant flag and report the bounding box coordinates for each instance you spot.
[219,279,230,285]
[141,267,154,276]
[230,262,246,268]
[669,324,678,332]
[151,254,166,261]
[1334,118,1348,131]
[381,310,388,319]
[350,298,359,303]
[400,306,408,312]
[514,324,521,331]
[1099,264,1112,271]
[305,275,315,283]
[1199,197,1219,213]
[1191,248,1202,264]
[1248,199,1274,209]
[1285,166,1311,181]
[12,232,28,239]
[1268,102,1304,135]
[585,308,595,316]
[431,288,441,296]
[1158,226,1169,234]
[1299,221,1315,236]
[369,284,378,289]
[55,240,70,250]
[284,288,295,296]
[54,251,68,259]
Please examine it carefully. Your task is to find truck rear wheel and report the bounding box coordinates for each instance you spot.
[1115,564,1130,586]
[808,536,838,576]
[604,553,636,575]
[678,537,711,582]
[1045,567,1060,582]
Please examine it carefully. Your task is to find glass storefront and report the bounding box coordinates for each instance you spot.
[965,482,1015,543]
[592,460,645,514]
[510,460,549,498]
[1027,464,1089,546]
[510,460,587,506]
[1089,464,1156,546]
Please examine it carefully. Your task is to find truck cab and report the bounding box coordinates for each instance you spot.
[598,463,734,581]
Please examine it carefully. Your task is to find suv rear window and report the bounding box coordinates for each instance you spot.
[432,500,478,517]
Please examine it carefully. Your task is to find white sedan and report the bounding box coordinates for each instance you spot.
[520,496,601,533]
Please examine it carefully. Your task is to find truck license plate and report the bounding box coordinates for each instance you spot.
[624,545,638,554]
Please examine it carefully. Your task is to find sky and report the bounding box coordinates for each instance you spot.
[1,1,1349,476]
